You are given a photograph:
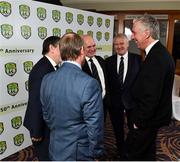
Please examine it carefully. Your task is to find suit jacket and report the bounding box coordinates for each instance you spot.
[106,52,142,110]
[23,56,55,159]
[82,55,109,108]
[40,62,104,161]
[132,41,175,129]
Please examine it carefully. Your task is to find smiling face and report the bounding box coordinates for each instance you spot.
[113,36,129,56]
[131,21,150,50]
[83,35,96,58]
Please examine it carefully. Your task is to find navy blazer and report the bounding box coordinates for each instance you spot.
[132,41,175,129]
[40,62,104,161]
[106,52,142,110]
[23,56,54,160]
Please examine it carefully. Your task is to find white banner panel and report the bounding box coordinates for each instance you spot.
[0,0,114,159]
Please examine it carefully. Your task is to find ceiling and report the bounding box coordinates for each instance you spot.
[60,0,180,11]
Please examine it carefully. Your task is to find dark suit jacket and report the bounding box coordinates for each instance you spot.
[132,41,175,129]
[40,62,104,161]
[106,52,142,110]
[82,56,109,108]
[23,56,55,159]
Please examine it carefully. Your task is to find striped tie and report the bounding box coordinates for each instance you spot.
[118,56,124,88]
[89,58,102,89]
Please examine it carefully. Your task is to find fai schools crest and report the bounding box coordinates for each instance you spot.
[105,19,110,28]
[52,10,61,22]
[105,32,110,41]
[97,17,103,27]
[65,12,73,24]
[52,28,61,37]
[0,141,7,154]
[87,16,94,26]
[96,31,102,41]
[0,122,4,135]
[5,62,17,76]
[13,134,24,146]
[87,31,93,38]
[21,25,31,39]
[19,4,30,19]
[77,30,84,36]
[11,116,22,129]
[37,7,46,21]
[23,61,33,74]
[77,14,84,25]
[38,26,47,40]
[1,24,13,39]
[7,82,19,96]
[0,1,11,17]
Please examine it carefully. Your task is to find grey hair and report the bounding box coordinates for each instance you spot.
[134,14,160,40]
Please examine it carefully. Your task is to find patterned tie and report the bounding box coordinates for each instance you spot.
[118,56,124,88]
[89,58,102,89]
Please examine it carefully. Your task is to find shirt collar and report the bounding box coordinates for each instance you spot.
[64,60,81,69]
[45,55,57,67]
[145,40,159,55]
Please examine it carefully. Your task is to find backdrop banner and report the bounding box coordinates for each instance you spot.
[0,0,114,159]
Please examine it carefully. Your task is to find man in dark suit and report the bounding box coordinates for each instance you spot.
[23,36,61,160]
[106,33,142,156]
[82,34,109,121]
[122,14,175,161]
[40,32,104,161]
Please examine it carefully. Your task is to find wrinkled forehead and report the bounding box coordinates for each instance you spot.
[84,37,95,46]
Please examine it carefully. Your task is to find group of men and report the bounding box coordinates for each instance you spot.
[24,14,175,161]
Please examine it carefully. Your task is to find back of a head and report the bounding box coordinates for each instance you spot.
[42,36,60,55]
[134,14,160,40]
[60,32,84,61]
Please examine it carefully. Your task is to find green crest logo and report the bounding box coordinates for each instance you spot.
[77,30,84,36]
[19,4,30,19]
[105,32,110,41]
[66,28,73,33]
[38,27,47,40]
[87,16,94,26]
[0,123,4,135]
[105,19,110,28]
[87,31,93,38]
[37,7,46,21]
[52,10,61,22]
[11,116,22,129]
[97,17,102,27]
[65,12,73,24]
[13,134,24,146]
[0,1,11,17]
[25,80,28,91]
[0,141,7,154]
[1,24,13,39]
[77,14,84,25]
[5,62,17,76]
[7,82,19,96]
[23,61,33,74]
[96,31,102,41]
[21,25,31,39]
[52,28,61,37]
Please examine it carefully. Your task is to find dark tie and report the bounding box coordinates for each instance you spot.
[118,56,124,88]
[55,65,59,70]
[89,58,102,89]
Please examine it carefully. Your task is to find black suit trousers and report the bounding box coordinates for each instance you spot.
[122,127,158,161]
